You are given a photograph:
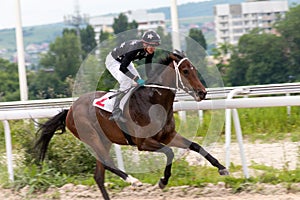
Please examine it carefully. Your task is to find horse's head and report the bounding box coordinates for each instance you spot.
[169,50,207,101]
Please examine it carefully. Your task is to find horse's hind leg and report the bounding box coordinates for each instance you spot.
[165,132,229,175]
[94,158,141,199]
[80,127,142,188]
[94,160,110,200]
[81,132,142,187]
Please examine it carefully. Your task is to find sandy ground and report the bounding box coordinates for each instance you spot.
[184,140,300,171]
[1,182,299,200]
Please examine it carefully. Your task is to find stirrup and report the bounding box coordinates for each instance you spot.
[109,109,127,122]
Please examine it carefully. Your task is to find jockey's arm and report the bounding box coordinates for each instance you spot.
[119,51,137,80]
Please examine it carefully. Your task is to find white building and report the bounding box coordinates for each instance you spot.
[214,0,289,46]
[89,10,166,42]
[126,10,165,31]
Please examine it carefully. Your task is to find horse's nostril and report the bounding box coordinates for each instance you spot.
[199,90,207,99]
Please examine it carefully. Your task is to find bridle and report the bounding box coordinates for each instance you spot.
[145,57,191,93]
[173,57,190,93]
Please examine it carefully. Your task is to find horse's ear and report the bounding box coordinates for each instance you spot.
[173,49,186,58]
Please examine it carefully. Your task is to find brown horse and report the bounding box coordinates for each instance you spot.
[35,51,229,200]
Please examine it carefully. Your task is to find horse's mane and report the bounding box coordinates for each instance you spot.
[158,50,186,66]
[158,54,173,66]
[148,50,186,83]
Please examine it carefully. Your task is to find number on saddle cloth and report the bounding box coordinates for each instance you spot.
[93,88,135,113]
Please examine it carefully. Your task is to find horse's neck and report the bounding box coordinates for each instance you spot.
[135,86,175,112]
[149,65,176,88]
[141,63,177,107]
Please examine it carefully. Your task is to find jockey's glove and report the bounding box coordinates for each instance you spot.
[136,78,145,86]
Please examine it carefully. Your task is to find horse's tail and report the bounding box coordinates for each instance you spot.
[34,109,69,162]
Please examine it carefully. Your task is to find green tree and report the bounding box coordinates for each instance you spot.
[112,13,129,34]
[28,71,70,99]
[112,13,139,43]
[185,28,207,65]
[226,49,249,86]
[182,28,210,87]
[0,58,20,101]
[99,30,112,43]
[80,25,97,59]
[228,30,289,86]
[188,28,207,50]
[30,31,81,99]
[276,4,300,81]
[211,43,235,81]
[40,31,81,81]
[112,13,138,34]
[128,20,138,30]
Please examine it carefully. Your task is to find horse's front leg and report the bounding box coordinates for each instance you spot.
[137,138,174,189]
[165,132,229,176]
[189,142,229,175]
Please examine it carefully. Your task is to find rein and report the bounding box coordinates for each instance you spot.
[144,57,189,92]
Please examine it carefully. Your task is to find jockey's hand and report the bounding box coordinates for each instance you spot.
[136,78,145,86]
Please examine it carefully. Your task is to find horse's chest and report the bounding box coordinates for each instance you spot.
[161,119,175,134]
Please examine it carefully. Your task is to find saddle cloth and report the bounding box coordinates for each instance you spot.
[93,92,116,112]
[93,88,134,113]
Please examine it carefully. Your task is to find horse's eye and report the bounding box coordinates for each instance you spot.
[183,69,189,75]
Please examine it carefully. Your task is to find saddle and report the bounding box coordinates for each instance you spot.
[93,88,137,145]
[93,88,135,113]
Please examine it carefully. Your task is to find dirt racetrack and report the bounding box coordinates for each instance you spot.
[1,182,299,200]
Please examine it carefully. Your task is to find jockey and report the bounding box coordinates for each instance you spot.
[105,30,161,122]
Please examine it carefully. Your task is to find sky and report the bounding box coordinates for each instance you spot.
[0,0,211,29]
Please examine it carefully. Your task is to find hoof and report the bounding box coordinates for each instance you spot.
[158,177,167,189]
[219,168,229,176]
[132,181,143,187]
[126,175,143,187]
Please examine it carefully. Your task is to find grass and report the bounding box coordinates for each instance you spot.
[192,106,300,143]
[0,106,300,194]
[2,159,299,194]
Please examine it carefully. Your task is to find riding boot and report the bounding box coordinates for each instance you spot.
[109,93,127,122]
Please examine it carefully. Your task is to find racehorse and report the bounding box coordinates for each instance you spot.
[34,50,229,200]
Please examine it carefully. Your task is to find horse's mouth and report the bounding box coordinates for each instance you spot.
[194,90,207,101]
[189,90,207,101]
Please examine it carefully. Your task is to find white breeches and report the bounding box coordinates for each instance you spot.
[105,53,140,91]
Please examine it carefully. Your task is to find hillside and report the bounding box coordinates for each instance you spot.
[0,23,66,61]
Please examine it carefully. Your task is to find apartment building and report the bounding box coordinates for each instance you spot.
[214,0,289,46]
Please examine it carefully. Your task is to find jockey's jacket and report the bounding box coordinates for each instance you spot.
[111,40,154,79]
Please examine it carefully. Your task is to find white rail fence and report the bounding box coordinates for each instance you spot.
[1,83,300,181]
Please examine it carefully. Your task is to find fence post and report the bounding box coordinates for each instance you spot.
[3,120,14,181]
[232,109,249,178]
[114,144,125,172]
[178,111,187,123]
[225,88,249,178]
[286,93,291,116]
